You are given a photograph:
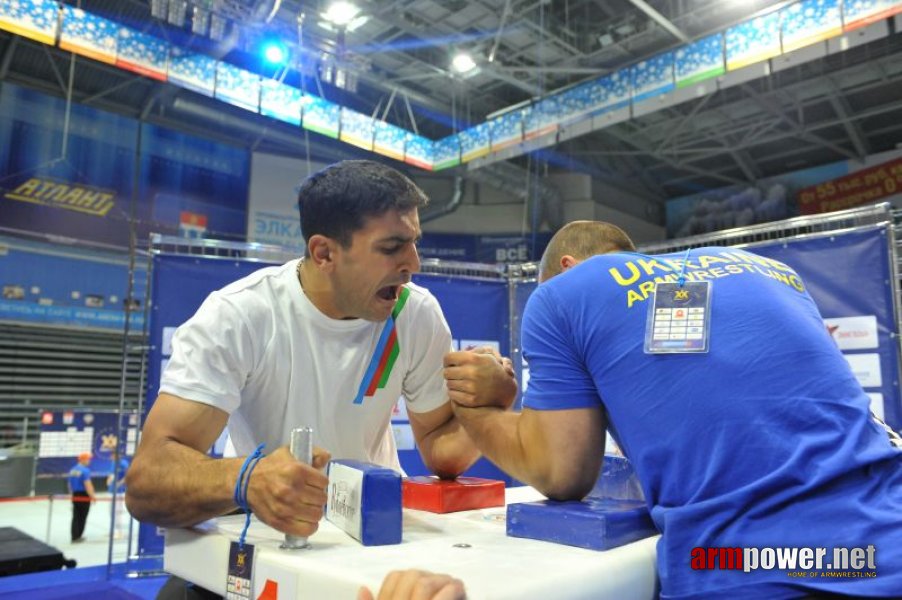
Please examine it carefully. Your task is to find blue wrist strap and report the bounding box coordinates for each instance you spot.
[233,443,265,549]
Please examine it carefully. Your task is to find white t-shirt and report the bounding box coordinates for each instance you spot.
[160,259,452,471]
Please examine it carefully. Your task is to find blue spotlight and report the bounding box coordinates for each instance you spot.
[261,39,288,66]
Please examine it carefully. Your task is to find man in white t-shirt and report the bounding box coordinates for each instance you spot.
[126,160,516,541]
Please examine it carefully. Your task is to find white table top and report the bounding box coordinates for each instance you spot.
[163,487,659,600]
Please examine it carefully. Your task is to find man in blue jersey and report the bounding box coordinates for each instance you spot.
[67,451,95,543]
[107,454,131,538]
[445,220,902,599]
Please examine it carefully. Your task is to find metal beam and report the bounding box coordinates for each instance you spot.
[41,45,68,95]
[488,0,513,63]
[654,94,713,153]
[493,66,608,75]
[604,124,745,187]
[636,51,902,154]
[828,92,871,160]
[81,76,144,106]
[728,149,760,182]
[0,36,18,80]
[627,0,691,43]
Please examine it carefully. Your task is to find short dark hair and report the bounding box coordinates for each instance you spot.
[539,220,636,281]
[298,160,428,251]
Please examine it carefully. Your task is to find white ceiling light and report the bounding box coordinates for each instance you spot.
[451,52,477,74]
[323,1,361,26]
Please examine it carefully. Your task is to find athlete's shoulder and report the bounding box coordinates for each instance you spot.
[400,281,441,309]
[217,261,295,298]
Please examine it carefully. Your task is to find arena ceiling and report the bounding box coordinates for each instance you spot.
[1,0,901,221]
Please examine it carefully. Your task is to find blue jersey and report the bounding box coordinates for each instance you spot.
[68,463,91,493]
[112,457,130,493]
[521,248,902,599]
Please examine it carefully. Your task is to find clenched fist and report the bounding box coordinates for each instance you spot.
[443,348,517,410]
[245,445,331,537]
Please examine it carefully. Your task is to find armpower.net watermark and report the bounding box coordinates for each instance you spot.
[691,546,878,578]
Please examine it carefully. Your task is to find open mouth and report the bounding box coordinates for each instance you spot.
[377,285,399,302]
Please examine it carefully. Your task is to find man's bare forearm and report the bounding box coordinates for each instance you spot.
[418,415,481,479]
[453,404,603,500]
[450,404,539,486]
[125,438,242,527]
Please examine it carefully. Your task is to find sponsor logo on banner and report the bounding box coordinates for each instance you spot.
[4,177,116,217]
[824,315,878,350]
[179,210,207,238]
[843,353,882,388]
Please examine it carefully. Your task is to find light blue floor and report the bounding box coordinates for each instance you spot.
[0,493,166,599]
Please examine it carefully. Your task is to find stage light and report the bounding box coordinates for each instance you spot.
[451,52,476,74]
[262,40,289,66]
[323,1,360,27]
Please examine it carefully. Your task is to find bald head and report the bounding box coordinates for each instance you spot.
[539,221,635,282]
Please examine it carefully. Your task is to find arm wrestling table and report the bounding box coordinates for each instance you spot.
[163,487,660,600]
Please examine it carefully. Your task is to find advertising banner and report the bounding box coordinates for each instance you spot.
[675,33,725,87]
[0,84,137,247]
[373,120,407,162]
[168,49,216,97]
[459,123,491,163]
[339,108,375,151]
[247,153,326,253]
[260,79,303,126]
[302,96,340,139]
[489,111,523,151]
[631,52,675,104]
[797,155,902,214]
[666,148,902,238]
[215,62,260,113]
[726,12,782,71]
[404,133,434,170]
[781,0,842,53]
[0,0,57,45]
[433,135,461,171]
[116,27,169,81]
[844,0,902,30]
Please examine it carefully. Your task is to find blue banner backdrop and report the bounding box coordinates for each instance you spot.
[751,225,902,429]
[0,235,146,330]
[418,232,553,264]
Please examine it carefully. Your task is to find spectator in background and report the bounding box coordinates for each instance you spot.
[67,452,94,543]
[106,454,131,539]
